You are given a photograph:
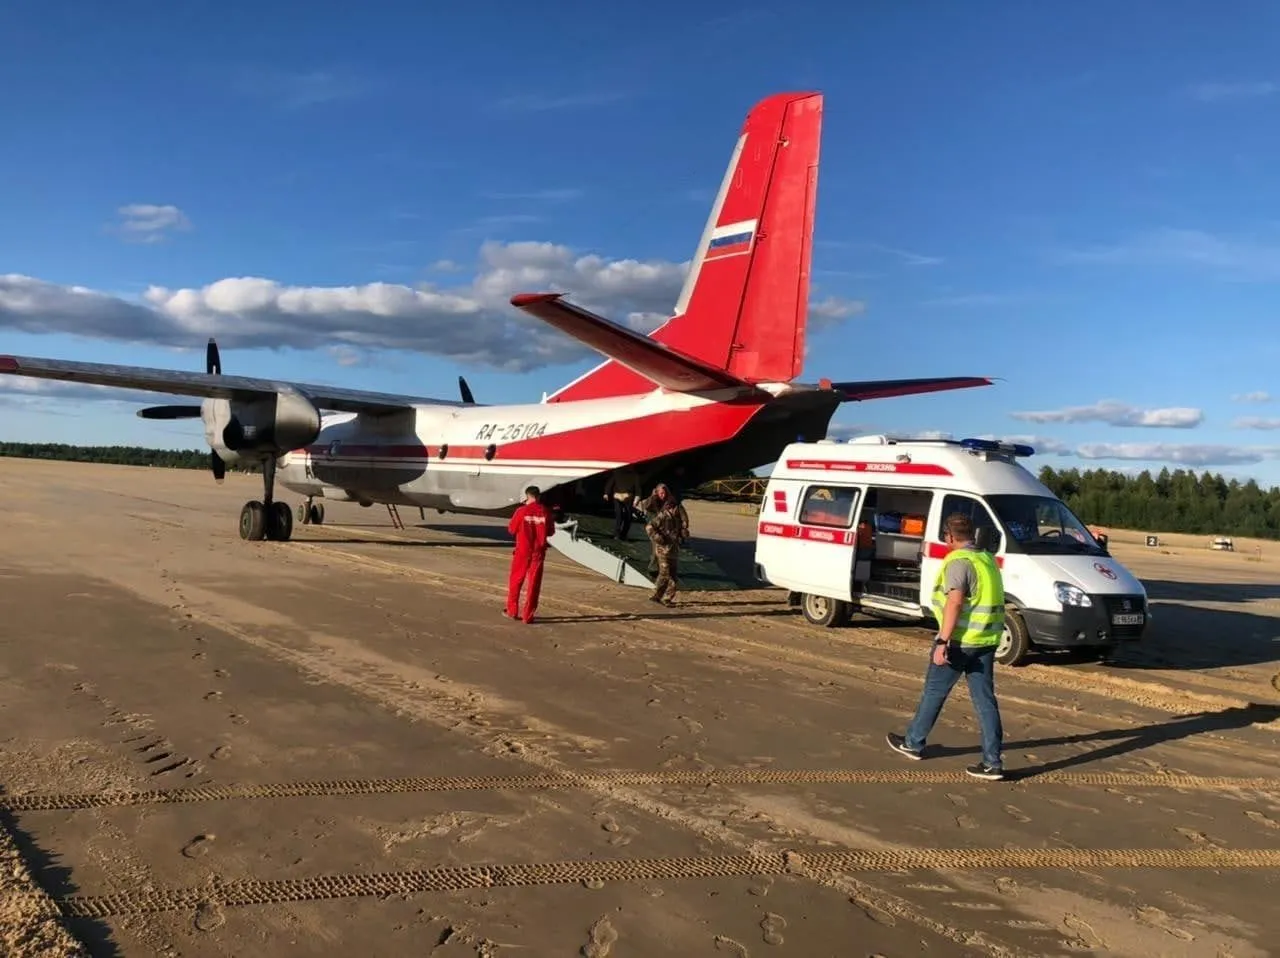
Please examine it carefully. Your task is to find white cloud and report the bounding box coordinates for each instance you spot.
[0,240,863,374]
[919,292,1026,307]
[116,204,191,244]
[823,425,952,442]
[327,345,367,367]
[863,242,944,267]
[817,429,1277,469]
[1011,399,1203,429]
[1235,417,1280,430]
[0,377,184,408]
[1233,390,1272,403]
[809,295,866,329]
[230,67,374,109]
[1075,443,1280,467]
[1055,228,1280,281]
[481,189,584,202]
[1187,81,1279,103]
[976,433,1074,455]
[490,91,631,112]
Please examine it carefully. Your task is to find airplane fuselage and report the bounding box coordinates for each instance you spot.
[273,383,839,517]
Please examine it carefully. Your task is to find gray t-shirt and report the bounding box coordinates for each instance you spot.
[943,544,980,598]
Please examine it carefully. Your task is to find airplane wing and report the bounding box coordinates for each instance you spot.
[0,354,462,414]
[510,293,765,395]
[830,376,993,401]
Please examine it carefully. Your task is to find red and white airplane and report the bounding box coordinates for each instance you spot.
[0,91,990,542]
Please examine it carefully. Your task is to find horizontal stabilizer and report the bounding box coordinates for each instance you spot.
[830,376,993,402]
[511,293,762,394]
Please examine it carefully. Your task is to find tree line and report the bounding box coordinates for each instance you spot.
[0,443,259,473]
[1038,466,1280,540]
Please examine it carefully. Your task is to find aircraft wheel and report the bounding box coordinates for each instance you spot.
[297,503,310,525]
[310,503,325,525]
[239,501,266,541]
[268,501,293,542]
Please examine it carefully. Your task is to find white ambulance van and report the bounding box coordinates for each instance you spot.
[753,435,1150,666]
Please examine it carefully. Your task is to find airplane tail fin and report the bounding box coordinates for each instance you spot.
[535,91,823,403]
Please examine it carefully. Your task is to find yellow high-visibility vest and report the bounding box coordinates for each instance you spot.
[931,547,1005,648]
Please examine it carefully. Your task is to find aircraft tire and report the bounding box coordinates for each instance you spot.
[240,501,266,541]
[269,501,293,542]
[310,503,325,525]
[297,503,310,525]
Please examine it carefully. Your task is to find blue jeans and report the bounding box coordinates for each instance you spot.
[904,645,1003,768]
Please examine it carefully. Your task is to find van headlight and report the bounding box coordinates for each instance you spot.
[1054,582,1092,607]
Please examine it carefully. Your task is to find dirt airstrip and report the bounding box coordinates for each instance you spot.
[1,457,1278,957]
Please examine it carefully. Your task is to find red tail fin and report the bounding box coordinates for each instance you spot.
[544,91,823,403]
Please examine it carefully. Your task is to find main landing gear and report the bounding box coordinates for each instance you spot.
[238,456,293,541]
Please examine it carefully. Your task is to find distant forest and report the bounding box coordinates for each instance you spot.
[0,443,259,473]
[1037,466,1280,540]
[2,443,1278,540]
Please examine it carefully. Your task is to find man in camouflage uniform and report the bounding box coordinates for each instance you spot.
[641,482,689,575]
[645,497,684,605]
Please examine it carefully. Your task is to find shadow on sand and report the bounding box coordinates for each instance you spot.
[531,608,797,625]
[1101,579,1280,672]
[308,537,508,549]
[921,702,1280,781]
[0,804,118,955]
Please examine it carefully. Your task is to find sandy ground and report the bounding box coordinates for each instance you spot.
[0,458,1278,958]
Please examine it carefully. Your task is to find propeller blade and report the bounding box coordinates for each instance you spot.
[206,338,222,376]
[458,376,475,404]
[137,404,203,420]
[211,450,226,484]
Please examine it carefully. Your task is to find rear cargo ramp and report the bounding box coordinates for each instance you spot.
[550,515,740,591]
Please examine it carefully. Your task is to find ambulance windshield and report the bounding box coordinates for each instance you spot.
[984,495,1105,555]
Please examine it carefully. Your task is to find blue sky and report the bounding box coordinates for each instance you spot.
[2,0,1279,486]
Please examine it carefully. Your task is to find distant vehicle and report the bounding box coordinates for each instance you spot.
[1211,537,1235,552]
[753,435,1151,666]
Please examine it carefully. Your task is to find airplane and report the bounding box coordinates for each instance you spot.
[0,90,992,543]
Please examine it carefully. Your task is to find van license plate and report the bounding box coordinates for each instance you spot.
[1111,613,1144,626]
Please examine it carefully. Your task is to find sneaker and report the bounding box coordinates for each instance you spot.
[885,733,923,761]
[965,762,1004,781]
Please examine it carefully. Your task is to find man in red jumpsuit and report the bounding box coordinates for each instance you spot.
[505,485,556,623]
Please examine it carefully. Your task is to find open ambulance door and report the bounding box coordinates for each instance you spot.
[789,482,863,627]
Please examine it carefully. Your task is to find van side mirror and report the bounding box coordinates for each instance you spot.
[1095,533,1110,554]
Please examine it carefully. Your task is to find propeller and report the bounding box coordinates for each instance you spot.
[136,337,226,481]
[206,338,226,483]
[137,404,201,420]
[458,376,475,404]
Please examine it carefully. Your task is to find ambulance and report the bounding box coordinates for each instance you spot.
[753,435,1150,666]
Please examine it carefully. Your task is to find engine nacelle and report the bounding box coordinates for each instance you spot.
[202,388,322,462]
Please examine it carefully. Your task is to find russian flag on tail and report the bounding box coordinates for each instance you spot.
[704,218,757,261]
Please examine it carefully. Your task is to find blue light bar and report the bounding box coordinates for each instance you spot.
[960,437,1035,457]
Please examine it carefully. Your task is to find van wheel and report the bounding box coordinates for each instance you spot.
[801,593,846,628]
[997,607,1031,667]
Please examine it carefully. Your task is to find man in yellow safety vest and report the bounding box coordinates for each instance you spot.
[887,512,1007,780]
